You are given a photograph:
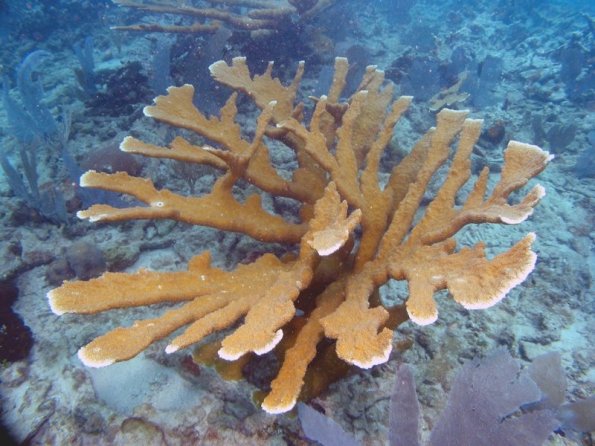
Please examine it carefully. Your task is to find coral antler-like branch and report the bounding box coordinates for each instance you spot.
[111,0,336,34]
[320,110,551,367]
[51,182,358,366]
[49,57,551,413]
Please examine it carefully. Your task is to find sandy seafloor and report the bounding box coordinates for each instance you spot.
[0,0,593,444]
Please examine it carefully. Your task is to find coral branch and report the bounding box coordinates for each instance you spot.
[209,57,305,121]
[78,171,306,243]
[49,56,551,413]
[112,0,337,34]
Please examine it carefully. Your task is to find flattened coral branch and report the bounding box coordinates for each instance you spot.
[209,57,305,122]
[305,182,361,256]
[112,0,336,33]
[76,84,316,242]
[217,182,358,360]
[49,56,551,414]
[49,182,360,412]
[139,82,317,202]
[320,270,394,368]
[321,108,551,367]
[262,280,345,414]
[78,171,306,243]
[50,243,302,368]
[120,135,228,170]
[395,234,538,325]
[49,251,219,315]
[112,0,279,32]
[280,93,365,208]
[416,141,551,246]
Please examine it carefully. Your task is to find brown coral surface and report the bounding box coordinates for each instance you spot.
[48,56,551,414]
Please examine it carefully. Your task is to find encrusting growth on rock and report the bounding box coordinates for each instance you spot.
[48,56,552,414]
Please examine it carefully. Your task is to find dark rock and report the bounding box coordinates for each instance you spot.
[45,257,74,286]
[65,241,107,281]
[0,280,33,363]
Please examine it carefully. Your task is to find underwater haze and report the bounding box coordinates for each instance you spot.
[0,0,593,445]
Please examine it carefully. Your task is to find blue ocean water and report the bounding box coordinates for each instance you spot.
[0,1,593,444]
